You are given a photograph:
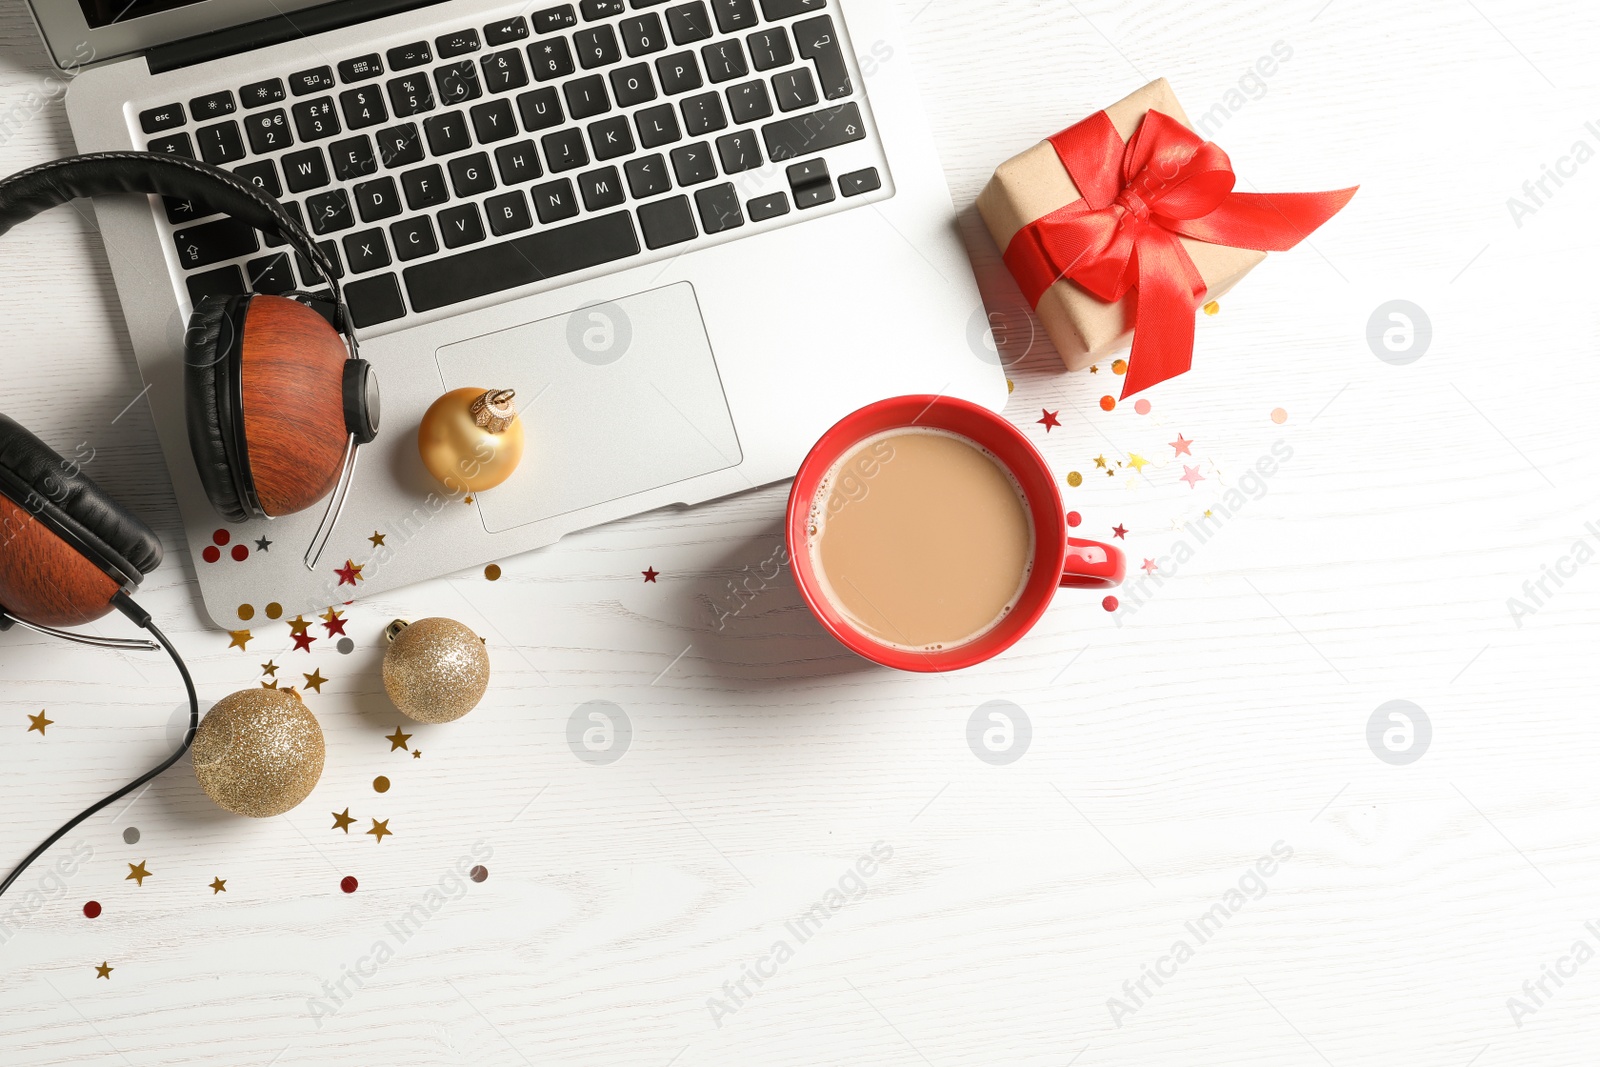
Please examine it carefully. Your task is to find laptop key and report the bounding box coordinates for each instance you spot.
[494,140,544,183]
[670,141,716,186]
[164,195,214,224]
[449,152,496,197]
[517,87,564,131]
[621,14,666,57]
[839,166,881,197]
[290,66,335,96]
[656,52,702,94]
[610,63,657,107]
[439,203,487,247]
[772,68,817,111]
[715,128,761,173]
[794,16,851,99]
[667,2,713,45]
[338,54,385,83]
[534,5,578,32]
[481,50,530,93]
[762,101,864,160]
[695,182,743,233]
[423,111,472,155]
[747,28,792,71]
[234,159,282,197]
[581,0,626,17]
[343,228,392,273]
[625,154,671,198]
[531,179,579,222]
[435,61,483,105]
[638,195,696,248]
[297,240,344,284]
[242,78,287,107]
[543,128,590,172]
[388,74,436,117]
[307,189,355,234]
[726,79,772,123]
[564,75,611,120]
[174,217,259,271]
[146,132,192,157]
[343,273,407,327]
[245,253,296,293]
[390,216,439,261]
[528,38,576,80]
[197,121,245,166]
[485,16,531,45]
[140,103,185,133]
[712,0,757,33]
[759,0,824,18]
[746,191,789,221]
[185,265,246,305]
[376,123,425,167]
[292,98,341,140]
[485,190,533,234]
[354,176,403,221]
[437,29,481,58]
[579,166,626,210]
[388,42,433,70]
[403,211,641,314]
[681,92,726,135]
[635,103,680,148]
[244,109,293,152]
[702,39,748,83]
[402,165,450,209]
[471,99,519,142]
[267,202,305,247]
[589,115,635,160]
[191,91,236,119]
[330,136,377,181]
[340,86,388,129]
[576,26,622,69]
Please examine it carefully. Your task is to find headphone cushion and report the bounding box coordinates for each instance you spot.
[0,413,162,578]
[184,296,251,524]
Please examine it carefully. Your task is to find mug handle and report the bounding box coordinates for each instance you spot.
[1059,537,1126,589]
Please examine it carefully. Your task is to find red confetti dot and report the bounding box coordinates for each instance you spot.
[1066,511,1081,527]
[212,529,230,547]
[469,865,488,883]
[1102,596,1119,612]
[83,901,101,919]
[202,546,221,564]
[231,544,249,562]
[340,876,358,894]
[1099,395,1116,411]
[1134,399,1152,415]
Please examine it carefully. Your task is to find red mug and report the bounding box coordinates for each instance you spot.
[786,395,1125,672]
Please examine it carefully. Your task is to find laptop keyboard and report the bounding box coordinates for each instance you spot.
[137,0,884,331]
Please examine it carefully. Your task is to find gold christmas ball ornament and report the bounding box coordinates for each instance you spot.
[418,387,525,492]
[192,688,325,817]
[382,617,491,723]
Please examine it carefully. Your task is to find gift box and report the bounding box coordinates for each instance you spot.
[976,77,1356,397]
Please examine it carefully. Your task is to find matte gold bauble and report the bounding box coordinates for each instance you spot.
[192,688,325,817]
[418,387,525,492]
[382,617,490,723]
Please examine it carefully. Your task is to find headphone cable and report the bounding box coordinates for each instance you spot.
[0,595,198,900]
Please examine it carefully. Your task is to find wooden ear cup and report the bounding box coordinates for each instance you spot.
[0,491,121,627]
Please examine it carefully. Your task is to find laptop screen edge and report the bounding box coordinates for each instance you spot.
[28,0,339,70]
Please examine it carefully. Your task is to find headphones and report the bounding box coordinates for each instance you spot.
[0,151,380,897]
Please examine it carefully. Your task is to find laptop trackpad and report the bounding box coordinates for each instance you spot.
[435,282,742,534]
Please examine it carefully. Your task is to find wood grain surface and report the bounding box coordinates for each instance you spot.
[1,1,1598,1065]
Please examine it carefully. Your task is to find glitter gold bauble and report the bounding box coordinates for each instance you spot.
[382,617,490,723]
[418,387,525,492]
[192,689,325,817]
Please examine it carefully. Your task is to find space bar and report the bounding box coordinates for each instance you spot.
[404,211,642,314]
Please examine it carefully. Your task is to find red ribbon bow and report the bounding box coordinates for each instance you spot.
[1003,109,1357,397]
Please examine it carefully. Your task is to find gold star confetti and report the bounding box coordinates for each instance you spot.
[367,819,392,843]
[261,680,279,690]
[260,660,278,677]
[95,962,113,979]
[209,877,227,894]
[1089,364,1099,373]
[287,615,311,637]
[126,861,151,887]
[227,630,252,650]
[1203,299,1220,315]
[1093,455,1108,469]
[368,531,386,547]
[463,495,475,506]
[412,749,422,759]
[332,808,356,833]
[27,711,53,735]
[1128,453,1149,472]
[302,670,328,694]
[386,727,412,751]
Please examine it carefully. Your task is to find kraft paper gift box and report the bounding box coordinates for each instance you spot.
[976,77,1266,375]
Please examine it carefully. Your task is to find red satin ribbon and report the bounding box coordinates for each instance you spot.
[1003,109,1357,397]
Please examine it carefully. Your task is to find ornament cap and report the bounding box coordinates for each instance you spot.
[470,389,519,434]
[384,619,410,643]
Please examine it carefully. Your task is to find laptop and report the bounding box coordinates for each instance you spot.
[31,0,1003,629]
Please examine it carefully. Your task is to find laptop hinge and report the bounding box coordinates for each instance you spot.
[146,0,450,74]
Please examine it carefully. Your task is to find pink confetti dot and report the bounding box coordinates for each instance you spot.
[1102,596,1119,612]
[1134,399,1151,415]
[1066,511,1082,527]
[340,876,358,894]
[212,529,230,546]
[231,544,249,562]
[202,546,221,564]
[83,901,101,919]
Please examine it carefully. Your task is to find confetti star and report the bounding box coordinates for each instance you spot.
[302,669,328,694]
[1127,453,1149,472]
[260,660,279,678]
[1142,558,1159,574]
[261,680,279,690]
[412,749,422,759]
[335,560,364,586]
[386,727,412,751]
[368,531,386,547]
[292,631,316,653]
[1170,434,1193,457]
[126,861,151,887]
[209,877,227,894]
[1037,409,1060,432]
[642,567,659,583]
[463,495,474,506]
[287,615,311,636]
[1112,525,1127,539]
[95,963,113,980]
[1181,465,1206,488]
[255,536,272,552]
[331,808,357,833]
[227,630,252,650]
[1093,455,1108,469]
[367,819,392,843]
[321,607,347,636]
[27,711,52,735]
[1089,364,1099,373]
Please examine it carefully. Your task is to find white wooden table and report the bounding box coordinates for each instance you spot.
[3,1,1598,1063]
